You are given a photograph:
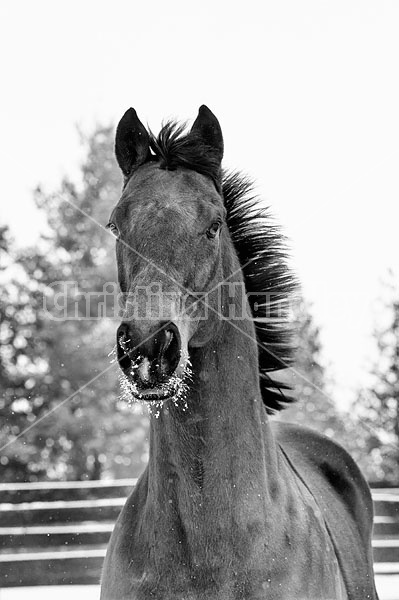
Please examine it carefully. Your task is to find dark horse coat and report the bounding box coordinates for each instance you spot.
[101,105,378,600]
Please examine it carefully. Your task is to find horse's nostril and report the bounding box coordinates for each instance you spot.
[118,332,131,352]
[116,322,181,381]
[160,325,181,376]
[117,323,134,370]
[163,330,173,352]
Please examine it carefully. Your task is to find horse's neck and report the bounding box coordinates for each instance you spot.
[146,314,282,549]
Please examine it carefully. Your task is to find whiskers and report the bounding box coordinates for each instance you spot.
[119,358,193,418]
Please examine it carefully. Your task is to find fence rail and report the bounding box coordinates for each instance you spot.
[0,481,398,587]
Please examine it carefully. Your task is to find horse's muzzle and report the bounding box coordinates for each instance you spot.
[116,321,181,393]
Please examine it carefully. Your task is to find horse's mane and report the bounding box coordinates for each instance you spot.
[149,121,222,186]
[149,122,297,413]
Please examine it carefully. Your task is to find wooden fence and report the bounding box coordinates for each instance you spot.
[0,480,398,587]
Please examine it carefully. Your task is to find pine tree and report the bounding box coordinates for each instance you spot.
[280,300,350,448]
[0,127,149,482]
[354,276,399,483]
[0,226,55,480]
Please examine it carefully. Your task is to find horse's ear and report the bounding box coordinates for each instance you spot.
[115,108,150,177]
[190,105,224,164]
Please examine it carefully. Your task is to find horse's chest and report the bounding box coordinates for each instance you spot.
[119,565,347,600]
[103,533,347,600]
[102,490,348,600]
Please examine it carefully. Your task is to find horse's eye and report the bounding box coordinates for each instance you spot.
[106,222,119,238]
[206,221,222,239]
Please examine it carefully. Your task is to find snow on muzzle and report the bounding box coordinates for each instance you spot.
[116,321,181,395]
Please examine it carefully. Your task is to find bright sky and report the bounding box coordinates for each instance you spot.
[1,0,398,409]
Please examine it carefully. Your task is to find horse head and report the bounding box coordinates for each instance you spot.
[110,106,228,402]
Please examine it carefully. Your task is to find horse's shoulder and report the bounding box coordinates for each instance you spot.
[272,421,378,599]
[272,421,374,541]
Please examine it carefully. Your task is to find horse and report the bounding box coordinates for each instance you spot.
[100,106,379,599]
